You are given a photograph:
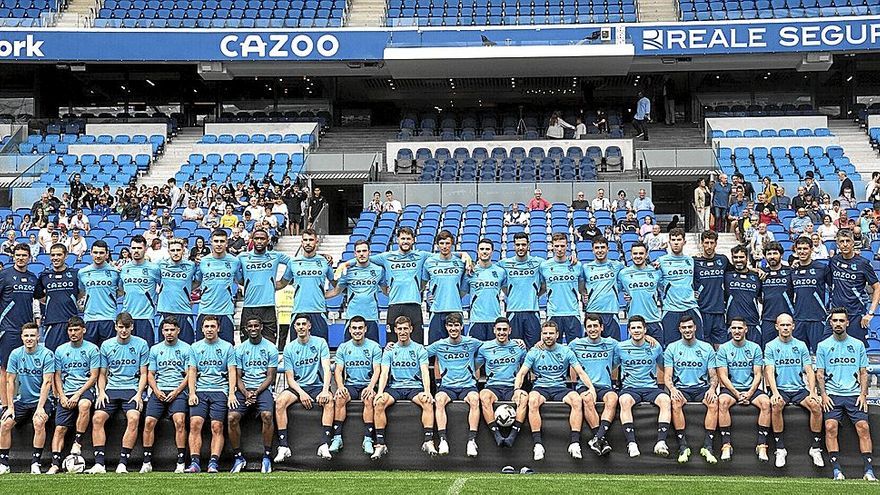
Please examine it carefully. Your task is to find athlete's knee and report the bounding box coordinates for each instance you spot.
[465,392,479,407]
[527,392,543,409]
[771,401,784,413]
[581,392,595,407]
[143,417,157,431]
[479,389,493,404]
[92,413,108,427]
[855,420,870,436]
[227,413,241,427]
[656,394,671,408]
[435,393,450,407]
[619,395,634,408]
[0,419,13,432]
[824,419,839,436]
[190,417,205,429]
[172,416,186,430]
[260,411,274,426]
[210,421,224,435]
[565,392,582,407]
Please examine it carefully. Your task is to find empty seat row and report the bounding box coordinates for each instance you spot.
[200,133,313,144]
[710,128,832,138]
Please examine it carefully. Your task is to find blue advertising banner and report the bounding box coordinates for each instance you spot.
[628,17,880,56]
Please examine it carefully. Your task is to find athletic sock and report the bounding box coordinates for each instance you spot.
[774,432,785,450]
[657,422,670,442]
[468,429,478,441]
[332,420,343,436]
[364,423,375,439]
[863,453,874,472]
[0,449,9,466]
[532,431,543,445]
[51,452,62,468]
[509,420,523,440]
[209,455,219,465]
[321,425,333,444]
[233,449,243,459]
[143,450,152,464]
[277,428,289,447]
[569,430,580,444]
[675,429,688,451]
[811,434,822,449]
[622,422,636,444]
[596,420,611,440]
[423,428,434,442]
[94,446,106,466]
[119,447,132,466]
[720,428,731,446]
[756,426,769,445]
[376,428,386,445]
[190,454,201,466]
[830,451,840,470]
[32,447,43,464]
[73,432,84,445]
[263,446,271,458]
[438,429,447,441]
[176,449,186,464]
[703,431,715,450]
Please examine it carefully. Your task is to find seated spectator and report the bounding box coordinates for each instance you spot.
[143,222,161,245]
[826,200,842,224]
[45,230,62,254]
[612,190,632,212]
[591,188,611,212]
[146,237,169,262]
[593,110,608,133]
[643,224,666,251]
[1,231,15,255]
[0,216,14,235]
[56,208,70,230]
[633,188,654,212]
[66,228,88,259]
[616,210,639,234]
[577,216,599,241]
[790,187,808,211]
[727,190,748,233]
[504,203,528,227]
[122,199,141,221]
[37,221,55,252]
[603,226,619,243]
[527,189,550,211]
[228,227,247,255]
[272,197,289,230]
[189,236,210,262]
[747,223,775,262]
[93,196,112,218]
[182,199,204,221]
[639,215,655,237]
[158,208,177,231]
[789,208,811,238]
[161,227,175,249]
[138,196,153,222]
[367,191,382,212]
[853,225,866,251]
[113,247,131,269]
[202,207,221,229]
[817,215,838,242]
[18,214,33,237]
[383,190,402,214]
[866,221,880,246]
[243,210,256,232]
[735,209,756,244]
[220,205,239,229]
[811,233,829,260]
[570,192,589,211]
[754,193,778,225]
[26,234,39,257]
[68,209,90,232]
[245,197,266,222]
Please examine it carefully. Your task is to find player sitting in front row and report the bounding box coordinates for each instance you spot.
[229,317,278,473]
[0,323,55,474]
[477,317,527,448]
[618,315,672,458]
[88,312,149,474]
[331,316,383,455]
[186,315,237,473]
[47,317,99,474]
[143,317,192,474]
[663,315,719,464]
[371,315,435,460]
[515,320,596,462]
[764,313,824,469]
[428,313,484,457]
[716,317,772,462]
[274,314,334,462]
[816,308,876,481]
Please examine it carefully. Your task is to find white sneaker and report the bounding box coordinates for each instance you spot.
[174,463,185,474]
[31,463,41,474]
[70,442,82,456]
[775,448,787,468]
[115,464,128,474]
[466,439,478,458]
[370,444,388,460]
[834,470,846,481]
[756,445,769,462]
[809,447,825,467]
[654,440,669,457]
[274,446,291,463]
[317,443,332,460]
[139,462,152,474]
[438,439,449,456]
[85,464,106,474]
[0,464,9,475]
[421,441,438,456]
[46,465,61,475]
[863,471,876,482]
[568,443,582,459]
[533,443,545,461]
[627,442,641,458]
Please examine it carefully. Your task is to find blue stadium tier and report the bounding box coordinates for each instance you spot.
[680,0,880,20]
[715,145,858,183]
[0,0,64,26]
[18,133,166,156]
[174,151,305,184]
[709,127,832,138]
[200,133,316,144]
[703,104,817,117]
[94,0,346,28]
[385,0,637,26]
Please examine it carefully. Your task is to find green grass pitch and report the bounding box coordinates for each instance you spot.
[0,472,878,494]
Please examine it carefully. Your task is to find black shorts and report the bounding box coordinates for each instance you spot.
[824,395,869,423]
[437,386,478,400]
[620,387,666,405]
[230,389,274,416]
[468,322,496,341]
[145,391,189,419]
[484,385,515,401]
[532,386,572,402]
[240,306,279,343]
[96,389,142,415]
[13,400,54,424]
[346,385,367,400]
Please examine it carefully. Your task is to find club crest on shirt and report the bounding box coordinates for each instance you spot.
[847,345,855,353]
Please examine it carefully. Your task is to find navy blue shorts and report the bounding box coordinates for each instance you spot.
[778,389,810,405]
[437,386,478,400]
[344,320,380,343]
[428,312,455,344]
[703,313,727,346]
[509,312,541,347]
[598,313,620,340]
[679,386,710,402]
[145,391,189,419]
[468,322,496,341]
[84,320,115,347]
[133,319,156,347]
[484,385,515,401]
[190,391,228,421]
[0,330,19,367]
[549,315,583,344]
[388,387,423,401]
[660,309,703,347]
[794,320,824,355]
[230,389,274,415]
[96,389,142,415]
[621,387,666,405]
[54,390,96,428]
[13,400,54,424]
[577,385,616,402]
[42,322,69,352]
[345,385,367,400]
[160,313,195,344]
[301,313,329,341]
[298,385,326,401]
[824,394,869,424]
[720,388,767,401]
[532,386,572,402]
[196,314,235,344]
[645,322,663,342]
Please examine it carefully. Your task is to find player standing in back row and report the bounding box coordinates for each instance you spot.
[77,240,121,347]
[657,228,702,346]
[283,230,336,341]
[498,233,543,346]
[422,230,467,344]
[195,229,242,344]
[237,228,293,345]
[120,235,162,346]
[34,243,79,351]
[824,228,879,344]
[540,233,585,343]
[157,238,200,344]
[583,236,624,339]
[0,244,38,410]
[465,239,508,341]
[693,231,730,349]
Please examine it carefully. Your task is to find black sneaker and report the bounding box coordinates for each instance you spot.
[600,438,612,456]
[588,437,602,456]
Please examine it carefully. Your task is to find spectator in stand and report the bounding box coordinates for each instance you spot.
[18,214,32,237]
[182,199,205,221]
[789,207,811,238]
[711,174,731,232]
[0,231,15,255]
[228,227,247,255]
[773,185,791,211]
[93,196,111,218]
[26,234,39,258]
[616,210,639,234]
[67,209,90,233]
[37,221,54,252]
[574,117,587,139]
[761,177,777,204]
[160,227,175,249]
[56,208,70,231]
[727,188,748,233]
[731,173,754,201]
[571,191,589,211]
[838,186,858,210]
[244,197,266,223]
[110,247,129,269]
[612,190,632,212]
[202,207,221,229]
[69,173,87,210]
[633,90,650,141]
[593,110,609,134]
[367,191,382,213]
[791,186,807,211]
[866,171,880,202]
[168,178,182,208]
[853,225,867,251]
[633,188,654,212]
[158,208,177,231]
[643,224,666,251]
[527,189,550,211]
[122,198,141,221]
[146,237,169,262]
[591,188,611,212]
[747,222,774,263]
[603,226,619,243]
[220,205,239,229]
[189,236,210,262]
[811,233,830,260]
[546,112,575,139]
[865,222,879,247]
[30,193,52,224]
[734,206,756,244]
[383,190,403,213]
[283,182,308,236]
[803,173,821,200]
[694,178,710,232]
[66,228,88,259]
[47,230,62,253]
[818,215,838,242]
[754,193,778,225]
[0,216,14,235]
[272,197,289,231]
[143,222,160,245]
[307,187,327,228]
[138,195,153,221]
[805,197,822,225]
[639,215,655,237]
[577,216,600,241]
[837,170,854,198]
[504,203,528,227]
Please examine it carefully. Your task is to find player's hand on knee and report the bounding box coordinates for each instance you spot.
[361,388,375,402]
[821,395,834,412]
[373,393,386,407]
[299,392,313,409]
[97,392,109,408]
[335,388,348,401]
[856,394,868,413]
[317,390,332,405]
[418,392,434,404]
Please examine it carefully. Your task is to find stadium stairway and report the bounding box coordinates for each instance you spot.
[637,0,678,21]
[56,0,97,27]
[319,126,399,155]
[139,126,203,188]
[346,0,386,26]
[828,119,880,179]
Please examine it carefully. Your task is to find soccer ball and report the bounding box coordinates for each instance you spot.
[63,454,85,473]
[494,404,516,427]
